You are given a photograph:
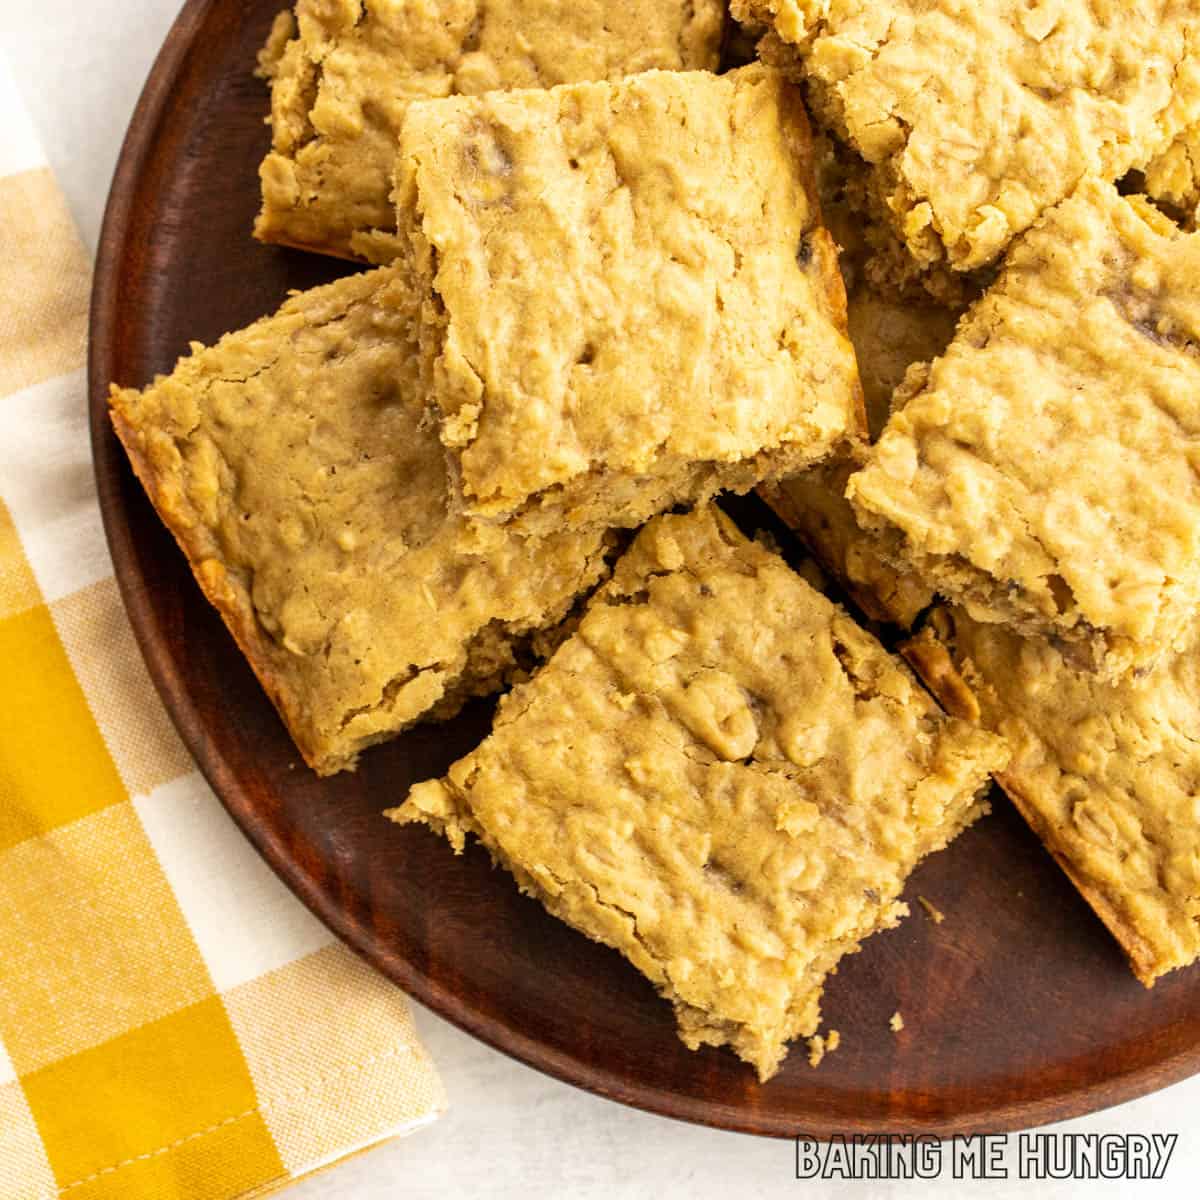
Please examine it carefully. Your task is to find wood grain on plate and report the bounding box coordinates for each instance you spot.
[88,0,1200,1137]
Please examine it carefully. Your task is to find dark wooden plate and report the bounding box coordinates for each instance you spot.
[89,0,1200,1138]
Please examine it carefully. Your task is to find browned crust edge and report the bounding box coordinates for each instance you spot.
[901,629,1163,988]
[994,775,1163,989]
[779,69,869,443]
[810,223,869,441]
[109,396,338,774]
[759,479,902,626]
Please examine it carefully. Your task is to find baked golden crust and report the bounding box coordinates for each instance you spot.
[254,0,726,262]
[109,267,613,776]
[391,506,1007,1078]
[849,178,1200,678]
[904,608,1200,986]
[396,65,865,538]
[744,0,1200,272]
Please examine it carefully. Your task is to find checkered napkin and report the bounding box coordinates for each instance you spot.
[0,58,445,1200]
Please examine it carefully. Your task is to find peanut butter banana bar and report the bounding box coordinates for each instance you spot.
[737,0,1200,271]
[849,179,1200,678]
[391,506,1006,1079]
[255,0,725,262]
[397,65,864,537]
[906,607,1200,985]
[109,268,612,776]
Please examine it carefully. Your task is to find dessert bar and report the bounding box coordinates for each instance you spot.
[392,506,1007,1077]
[737,0,1200,271]
[907,607,1200,985]
[849,179,1200,678]
[110,268,613,775]
[396,65,864,537]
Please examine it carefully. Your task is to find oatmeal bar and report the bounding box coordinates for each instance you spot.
[906,607,1200,985]
[397,65,864,537]
[389,506,1007,1079]
[730,1,825,45]
[743,0,1200,271]
[848,178,1200,679]
[109,267,612,776]
[255,0,725,262]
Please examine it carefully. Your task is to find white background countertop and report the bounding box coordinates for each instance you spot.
[5,1,1200,1195]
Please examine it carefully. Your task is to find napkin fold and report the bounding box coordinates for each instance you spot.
[0,55,444,1200]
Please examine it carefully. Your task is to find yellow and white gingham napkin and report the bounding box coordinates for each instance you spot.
[0,57,445,1200]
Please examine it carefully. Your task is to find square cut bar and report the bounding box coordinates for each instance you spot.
[735,0,1200,272]
[109,267,613,776]
[390,506,1007,1079]
[848,179,1200,680]
[396,65,865,538]
[255,0,725,262]
[906,607,1200,985]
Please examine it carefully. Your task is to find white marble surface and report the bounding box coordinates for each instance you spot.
[5,1,1200,1194]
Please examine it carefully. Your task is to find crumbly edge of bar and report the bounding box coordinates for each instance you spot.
[251,8,406,263]
[729,0,825,47]
[837,120,962,273]
[902,620,1195,987]
[391,764,989,1078]
[847,486,1170,683]
[760,31,998,304]
[484,435,858,540]
[844,167,994,307]
[254,9,294,81]
[1140,134,1200,221]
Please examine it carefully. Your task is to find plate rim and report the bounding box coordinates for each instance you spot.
[87,0,1200,1139]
